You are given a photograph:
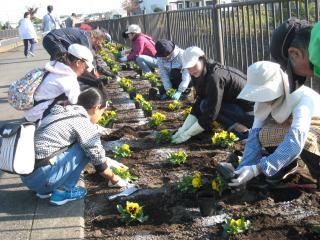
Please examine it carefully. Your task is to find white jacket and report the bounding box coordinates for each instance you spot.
[157,46,191,93]
[18,18,37,40]
[24,61,80,122]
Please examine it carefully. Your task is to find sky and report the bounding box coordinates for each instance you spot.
[0,0,124,23]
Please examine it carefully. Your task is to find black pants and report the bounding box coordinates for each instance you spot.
[23,39,36,57]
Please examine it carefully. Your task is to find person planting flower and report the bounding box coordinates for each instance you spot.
[155,39,192,100]
[229,61,320,187]
[171,46,254,144]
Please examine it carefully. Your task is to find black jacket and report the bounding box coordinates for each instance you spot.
[191,60,253,130]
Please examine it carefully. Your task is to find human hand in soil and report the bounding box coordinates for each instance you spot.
[107,158,128,169]
[108,178,132,188]
[228,165,260,187]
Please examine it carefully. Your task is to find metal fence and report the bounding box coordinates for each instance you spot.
[0,29,19,40]
[91,0,320,90]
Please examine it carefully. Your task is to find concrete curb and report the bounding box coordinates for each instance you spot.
[0,37,23,53]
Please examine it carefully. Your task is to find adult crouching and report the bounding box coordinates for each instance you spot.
[171,46,254,144]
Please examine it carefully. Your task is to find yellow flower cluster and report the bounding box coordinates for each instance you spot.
[134,93,145,103]
[230,218,242,227]
[211,130,239,147]
[105,111,116,119]
[119,78,132,89]
[125,201,142,216]
[166,88,176,98]
[149,112,167,127]
[192,171,202,188]
[121,144,131,153]
[182,107,192,119]
[168,100,183,111]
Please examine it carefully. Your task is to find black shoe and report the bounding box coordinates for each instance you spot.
[265,160,298,185]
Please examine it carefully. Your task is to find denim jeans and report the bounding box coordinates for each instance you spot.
[21,144,89,194]
[135,55,158,73]
[199,100,254,139]
[23,39,36,57]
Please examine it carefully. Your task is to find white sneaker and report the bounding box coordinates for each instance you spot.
[28,51,35,57]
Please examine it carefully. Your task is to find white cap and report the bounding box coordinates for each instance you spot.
[126,24,141,34]
[182,46,205,68]
[68,44,94,72]
[237,61,285,102]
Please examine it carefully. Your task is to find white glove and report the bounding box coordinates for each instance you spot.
[119,56,128,62]
[108,178,129,188]
[228,165,259,187]
[172,121,204,144]
[107,158,128,169]
[172,114,198,140]
[121,50,127,55]
[96,125,113,136]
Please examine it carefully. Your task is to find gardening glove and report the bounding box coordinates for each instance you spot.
[172,91,182,100]
[96,125,113,136]
[172,121,204,144]
[172,114,198,140]
[107,158,128,169]
[108,178,129,188]
[119,56,128,62]
[228,165,259,187]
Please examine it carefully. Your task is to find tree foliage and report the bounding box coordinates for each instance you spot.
[121,0,139,15]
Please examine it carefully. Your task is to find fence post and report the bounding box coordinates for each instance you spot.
[166,5,172,40]
[212,0,224,64]
[142,9,147,33]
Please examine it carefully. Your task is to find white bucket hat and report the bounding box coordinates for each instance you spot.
[68,44,94,72]
[182,46,205,69]
[126,24,141,34]
[237,61,285,102]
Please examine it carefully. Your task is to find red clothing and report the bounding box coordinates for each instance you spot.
[79,23,93,31]
[127,33,156,61]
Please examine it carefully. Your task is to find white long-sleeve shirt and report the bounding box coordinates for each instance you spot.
[24,61,80,122]
[239,86,320,176]
[157,46,191,93]
[18,18,37,40]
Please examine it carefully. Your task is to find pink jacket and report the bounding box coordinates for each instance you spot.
[127,33,156,61]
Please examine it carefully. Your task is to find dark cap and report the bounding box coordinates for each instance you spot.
[155,39,175,57]
[270,18,312,68]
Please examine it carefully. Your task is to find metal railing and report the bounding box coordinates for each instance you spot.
[91,0,320,90]
[0,29,19,40]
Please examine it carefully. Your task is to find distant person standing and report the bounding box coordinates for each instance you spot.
[42,5,61,34]
[65,13,78,28]
[18,12,38,58]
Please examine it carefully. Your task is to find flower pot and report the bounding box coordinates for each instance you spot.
[143,110,152,117]
[134,101,140,109]
[148,87,159,100]
[129,91,137,100]
[197,190,216,217]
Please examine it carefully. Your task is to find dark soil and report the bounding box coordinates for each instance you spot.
[84,69,320,240]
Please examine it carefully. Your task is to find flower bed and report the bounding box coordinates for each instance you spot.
[84,46,320,240]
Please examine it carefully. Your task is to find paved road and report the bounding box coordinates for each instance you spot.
[0,44,84,240]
